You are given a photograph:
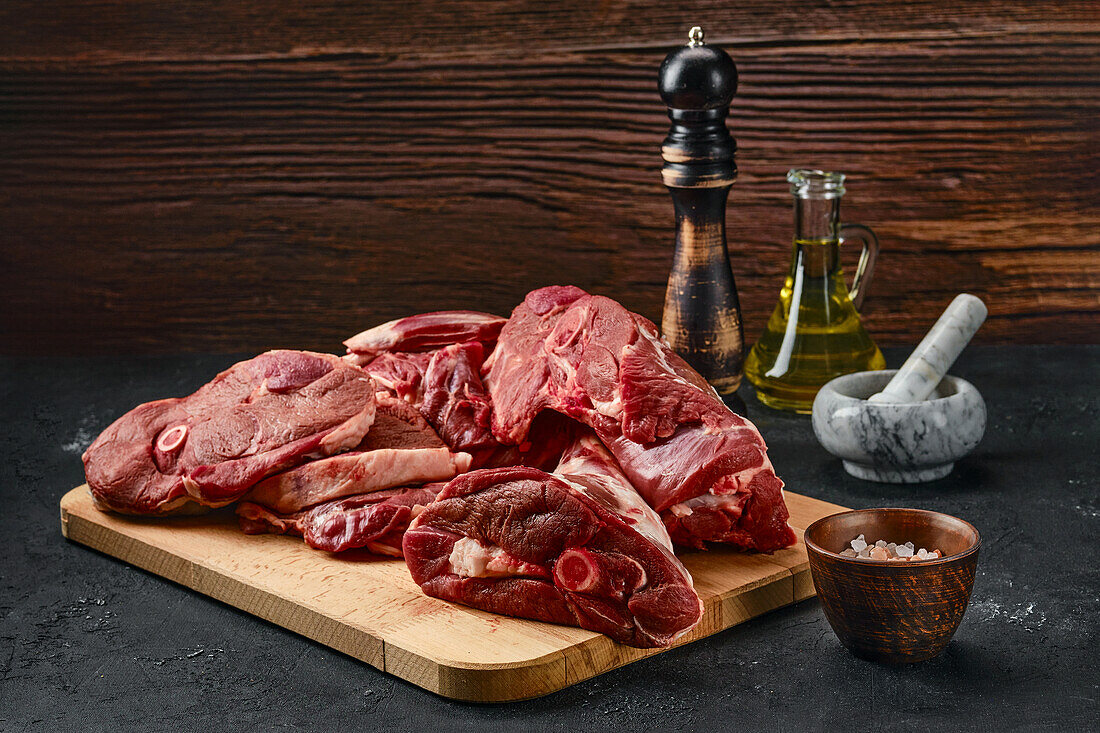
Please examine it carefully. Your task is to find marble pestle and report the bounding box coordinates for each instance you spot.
[869,294,987,404]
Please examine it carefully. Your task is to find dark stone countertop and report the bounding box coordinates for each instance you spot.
[1,346,1097,732]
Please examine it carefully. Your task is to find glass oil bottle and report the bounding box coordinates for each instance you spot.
[744,170,885,413]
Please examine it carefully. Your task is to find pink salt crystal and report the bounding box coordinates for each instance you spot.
[843,534,942,563]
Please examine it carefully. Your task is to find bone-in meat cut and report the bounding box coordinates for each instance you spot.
[82,350,377,515]
[402,431,704,648]
[484,286,796,552]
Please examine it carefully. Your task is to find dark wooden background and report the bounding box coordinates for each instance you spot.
[2,1,1098,355]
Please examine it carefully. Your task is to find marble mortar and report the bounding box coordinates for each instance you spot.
[812,369,986,483]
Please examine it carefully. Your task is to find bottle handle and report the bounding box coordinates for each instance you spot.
[840,223,879,311]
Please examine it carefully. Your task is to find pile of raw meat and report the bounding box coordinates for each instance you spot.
[82,286,796,648]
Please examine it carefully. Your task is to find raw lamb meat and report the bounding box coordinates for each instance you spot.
[360,351,433,403]
[466,410,576,471]
[344,311,506,363]
[83,350,377,515]
[484,286,796,552]
[402,432,704,648]
[236,380,569,554]
[346,309,502,454]
[361,341,501,457]
[241,393,470,514]
[238,484,443,556]
[419,341,497,452]
[594,421,791,551]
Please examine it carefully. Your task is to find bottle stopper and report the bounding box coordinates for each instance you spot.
[869,294,988,404]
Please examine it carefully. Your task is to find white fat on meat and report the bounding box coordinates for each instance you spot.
[555,435,675,553]
[554,434,691,587]
[344,319,402,354]
[555,470,672,553]
[447,537,543,578]
[667,453,778,518]
[366,541,403,558]
[588,392,624,422]
[642,328,722,400]
[668,492,744,518]
[244,447,471,514]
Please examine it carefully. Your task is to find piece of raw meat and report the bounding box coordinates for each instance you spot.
[484,286,796,552]
[419,341,497,452]
[238,484,443,556]
[362,341,503,457]
[236,397,572,554]
[83,351,377,515]
[595,421,791,551]
[359,351,433,403]
[241,393,471,514]
[466,410,576,470]
[403,432,704,648]
[344,311,506,362]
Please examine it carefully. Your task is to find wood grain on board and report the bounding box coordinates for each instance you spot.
[3,1,1098,354]
[59,485,847,701]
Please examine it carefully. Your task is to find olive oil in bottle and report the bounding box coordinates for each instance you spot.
[745,170,885,413]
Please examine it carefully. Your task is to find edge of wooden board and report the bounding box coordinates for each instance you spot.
[60,489,389,669]
[60,485,843,702]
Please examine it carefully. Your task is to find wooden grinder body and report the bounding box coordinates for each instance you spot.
[659,30,745,396]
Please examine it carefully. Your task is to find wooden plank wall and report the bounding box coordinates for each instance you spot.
[2,1,1097,354]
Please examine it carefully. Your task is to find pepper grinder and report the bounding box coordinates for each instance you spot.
[658,26,744,396]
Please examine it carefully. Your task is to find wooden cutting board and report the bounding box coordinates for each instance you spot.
[59,485,845,702]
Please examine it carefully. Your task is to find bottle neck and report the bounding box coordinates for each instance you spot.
[793,194,841,243]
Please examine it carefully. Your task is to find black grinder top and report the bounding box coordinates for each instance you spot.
[658,26,739,188]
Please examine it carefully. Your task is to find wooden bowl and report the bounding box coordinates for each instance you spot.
[805,508,980,663]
